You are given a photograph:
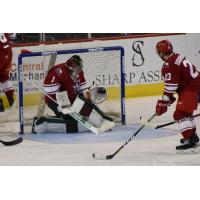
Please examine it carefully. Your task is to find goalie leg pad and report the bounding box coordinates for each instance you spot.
[32,116,79,134]
[72,95,115,132]
[87,109,104,128]
[74,95,112,120]
[64,115,78,133]
[98,119,115,133]
[79,100,93,117]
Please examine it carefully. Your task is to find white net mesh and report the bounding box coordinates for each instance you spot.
[21,50,121,91]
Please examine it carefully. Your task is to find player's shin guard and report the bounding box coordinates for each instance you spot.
[2,81,15,106]
[174,110,199,149]
[176,118,196,150]
[5,89,14,106]
[180,119,199,144]
[174,110,193,139]
[0,98,5,113]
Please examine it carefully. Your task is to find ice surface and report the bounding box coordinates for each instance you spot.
[0,96,200,166]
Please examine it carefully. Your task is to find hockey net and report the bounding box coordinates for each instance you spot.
[14,46,125,134]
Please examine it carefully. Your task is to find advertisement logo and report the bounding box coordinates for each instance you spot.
[88,48,104,52]
[132,40,145,67]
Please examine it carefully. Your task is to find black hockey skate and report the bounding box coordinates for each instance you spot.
[180,133,199,144]
[176,134,198,150]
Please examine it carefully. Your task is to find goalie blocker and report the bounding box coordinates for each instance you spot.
[32,87,115,134]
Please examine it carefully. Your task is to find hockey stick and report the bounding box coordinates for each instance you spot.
[26,79,101,134]
[92,113,156,160]
[0,137,23,146]
[140,113,200,129]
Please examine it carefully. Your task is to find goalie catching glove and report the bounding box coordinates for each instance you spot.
[56,86,107,113]
[90,87,107,104]
[78,86,107,105]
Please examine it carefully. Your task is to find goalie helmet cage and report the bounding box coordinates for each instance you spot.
[18,46,126,134]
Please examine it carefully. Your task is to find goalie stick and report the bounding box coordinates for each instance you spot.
[92,113,156,160]
[140,113,200,129]
[0,137,23,146]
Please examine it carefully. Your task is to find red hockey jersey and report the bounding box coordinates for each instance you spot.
[43,63,87,104]
[0,33,13,73]
[162,53,200,97]
[0,33,12,51]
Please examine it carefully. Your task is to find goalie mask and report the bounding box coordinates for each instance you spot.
[66,55,83,73]
[66,55,83,80]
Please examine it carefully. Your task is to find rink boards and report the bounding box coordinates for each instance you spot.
[1,82,164,108]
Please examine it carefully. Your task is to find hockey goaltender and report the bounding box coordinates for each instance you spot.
[32,55,115,134]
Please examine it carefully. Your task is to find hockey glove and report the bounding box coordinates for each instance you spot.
[156,99,169,116]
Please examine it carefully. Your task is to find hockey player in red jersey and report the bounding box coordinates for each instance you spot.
[43,55,91,117]
[155,40,200,150]
[0,33,16,112]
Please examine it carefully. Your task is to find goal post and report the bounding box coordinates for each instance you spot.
[18,46,126,134]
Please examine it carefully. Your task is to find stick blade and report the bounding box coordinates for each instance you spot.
[92,153,114,160]
[0,137,23,146]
